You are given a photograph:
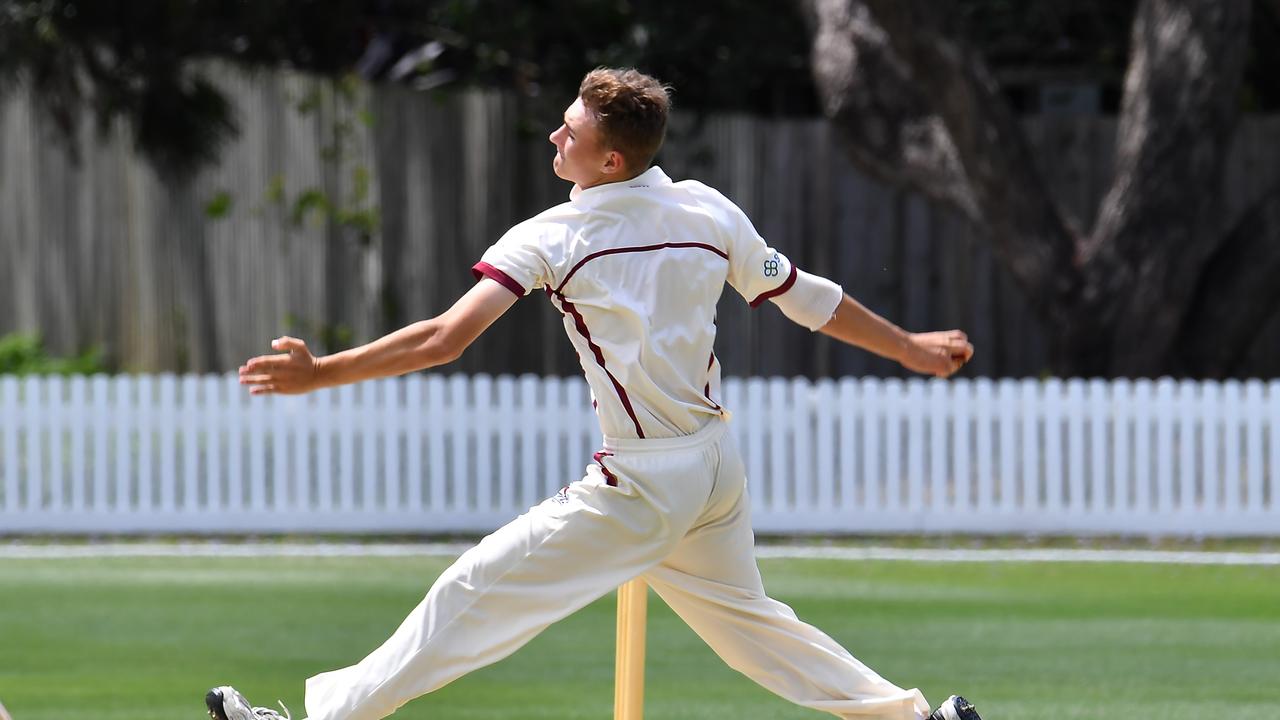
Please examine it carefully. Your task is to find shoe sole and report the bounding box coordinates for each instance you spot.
[952,695,982,720]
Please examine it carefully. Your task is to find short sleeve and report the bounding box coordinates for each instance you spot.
[472,221,553,297]
[724,207,798,307]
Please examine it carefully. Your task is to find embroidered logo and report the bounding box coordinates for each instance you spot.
[553,486,571,505]
[763,253,781,278]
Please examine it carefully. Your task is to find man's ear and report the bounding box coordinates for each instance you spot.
[601,149,627,177]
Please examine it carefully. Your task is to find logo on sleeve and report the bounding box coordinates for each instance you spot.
[763,253,782,278]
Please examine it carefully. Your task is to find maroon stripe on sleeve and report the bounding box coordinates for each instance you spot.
[558,295,645,439]
[555,242,728,294]
[749,264,798,308]
[472,262,527,297]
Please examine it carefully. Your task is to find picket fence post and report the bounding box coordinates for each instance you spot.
[0,373,1277,535]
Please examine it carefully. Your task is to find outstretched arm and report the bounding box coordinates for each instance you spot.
[817,293,973,378]
[238,279,518,395]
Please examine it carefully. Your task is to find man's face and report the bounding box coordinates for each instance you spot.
[548,97,620,188]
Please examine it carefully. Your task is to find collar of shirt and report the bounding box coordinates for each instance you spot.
[568,166,672,205]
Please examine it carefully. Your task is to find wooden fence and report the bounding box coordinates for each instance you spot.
[1,374,1277,536]
[4,68,1280,379]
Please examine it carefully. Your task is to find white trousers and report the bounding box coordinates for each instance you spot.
[303,420,930,720]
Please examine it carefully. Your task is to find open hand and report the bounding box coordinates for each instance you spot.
[900,330,974,378]
[238,336,320,395]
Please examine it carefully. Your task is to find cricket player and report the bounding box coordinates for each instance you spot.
[210,68,982,720]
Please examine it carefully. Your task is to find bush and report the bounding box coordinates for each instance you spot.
[0,333,105,375]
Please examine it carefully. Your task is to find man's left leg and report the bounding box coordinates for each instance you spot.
[641,437,933,720]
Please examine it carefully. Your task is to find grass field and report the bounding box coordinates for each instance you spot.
[1,552,1277,720]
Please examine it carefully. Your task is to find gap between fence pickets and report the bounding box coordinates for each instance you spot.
[1,542,1279,565]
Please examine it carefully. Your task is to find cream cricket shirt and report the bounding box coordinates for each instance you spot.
[473,166,800,441]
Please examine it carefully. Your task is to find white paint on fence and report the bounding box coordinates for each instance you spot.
[2,542,1278,567]
[0,375,1277,536]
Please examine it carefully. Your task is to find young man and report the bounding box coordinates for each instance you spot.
[211,68,981,720]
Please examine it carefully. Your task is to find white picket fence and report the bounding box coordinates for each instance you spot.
[0,374,1277,536]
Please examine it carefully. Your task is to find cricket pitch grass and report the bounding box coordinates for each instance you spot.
[1,552,1277,719]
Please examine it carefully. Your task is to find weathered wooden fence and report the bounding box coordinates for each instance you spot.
[1,374,1277,536]
[4,68,1280,379]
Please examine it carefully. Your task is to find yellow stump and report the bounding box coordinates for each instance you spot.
[613,578,648,720]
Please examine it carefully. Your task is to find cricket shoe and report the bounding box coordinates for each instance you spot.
[926,694,982,720]
[205,686,292,720]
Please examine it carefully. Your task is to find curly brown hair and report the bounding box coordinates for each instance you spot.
[578,68,671,174]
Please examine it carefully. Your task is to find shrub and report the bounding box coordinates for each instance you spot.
[0,333,105,375]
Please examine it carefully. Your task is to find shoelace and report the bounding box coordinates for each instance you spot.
[251,700,292,720]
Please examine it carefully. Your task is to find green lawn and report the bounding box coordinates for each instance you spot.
[0,553,1277,720]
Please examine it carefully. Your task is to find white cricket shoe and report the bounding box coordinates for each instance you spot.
[926,694,983,720]
[205,686,292,720]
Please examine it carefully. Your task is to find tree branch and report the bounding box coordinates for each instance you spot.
[798,0,1079,326]
[798,0,977,217]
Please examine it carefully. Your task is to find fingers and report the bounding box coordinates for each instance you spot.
[952,342,975,363]
[930,330,974,373]
[934,352,962,378]
[240,354,287,373]
[272,336,309,355]
[239,337,315,396]
[239,338,310,375]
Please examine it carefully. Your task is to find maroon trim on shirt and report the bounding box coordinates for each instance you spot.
[557,295,646,439]
[704,351,722,410]
[555,242,728,295]
[749,264,798,308]
[593,450,619,487]
[472,262,526,298]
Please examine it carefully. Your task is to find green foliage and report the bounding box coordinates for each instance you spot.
[406,0,818,116]
[264,174,287,206]
[290,188,331,226]
[5,0,1277,175]
[0,332,103,375]
[203,190,233,219]
[256,79,380,244]
[334,207,380,238]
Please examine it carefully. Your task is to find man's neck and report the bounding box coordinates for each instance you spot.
[576,167,647,192]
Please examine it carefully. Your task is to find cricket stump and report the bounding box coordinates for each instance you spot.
[613,578,648,720]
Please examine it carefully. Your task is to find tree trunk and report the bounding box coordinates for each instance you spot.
[1079,0,1251,377]
[1175,182,1280,376]
[801,0,1260,378]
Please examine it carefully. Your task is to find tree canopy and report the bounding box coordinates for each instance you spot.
[4,0,1276,175]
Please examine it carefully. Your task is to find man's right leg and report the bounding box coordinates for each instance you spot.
[304,464,692,720]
